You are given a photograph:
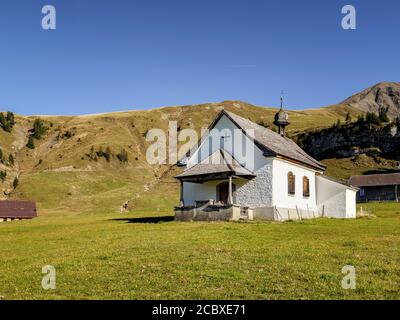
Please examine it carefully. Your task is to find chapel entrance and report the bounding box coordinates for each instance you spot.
[217,181,236,204]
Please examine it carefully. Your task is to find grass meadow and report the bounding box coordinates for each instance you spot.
[0,202,399,300]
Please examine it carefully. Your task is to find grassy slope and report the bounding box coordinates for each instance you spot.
[0,202,398,299]
[323,155,400,180]
[1,101,364,213]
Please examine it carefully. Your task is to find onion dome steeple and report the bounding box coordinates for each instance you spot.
[274,96,290,136]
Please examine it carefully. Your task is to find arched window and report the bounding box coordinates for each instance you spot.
[303,176,310,198]
[288,172,295,195]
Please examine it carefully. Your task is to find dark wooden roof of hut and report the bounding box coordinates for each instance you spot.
[349,173,400,187]
[0,201,37,219]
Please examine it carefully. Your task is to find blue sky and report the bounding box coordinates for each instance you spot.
[0,0,399,115]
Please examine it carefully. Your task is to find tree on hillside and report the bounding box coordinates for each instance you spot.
[345,112,352,123]
[25,118,48,149]
[8,154,14,166]
[0,111,15,132]
[104,147,112,162]
[117,149,129,162]
[87,146,98,161]
[378,106,390,123]
[26,136,35,149]
[365,112,381,125]
[0,170,6,182]
[332,119,342,130]
[32,119,47,139]
[6,112,15,125]
[356,114,365,124]
[13,177,19,189]
[0,113,6,128]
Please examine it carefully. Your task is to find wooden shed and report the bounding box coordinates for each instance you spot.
[0,201,38,220]
[349,173,400,202]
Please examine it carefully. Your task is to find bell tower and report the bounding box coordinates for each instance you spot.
[273,96,290,136]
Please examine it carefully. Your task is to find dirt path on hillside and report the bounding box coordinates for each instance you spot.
[12,123,29,151]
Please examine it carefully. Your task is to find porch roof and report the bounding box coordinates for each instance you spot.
[176,149,255,181]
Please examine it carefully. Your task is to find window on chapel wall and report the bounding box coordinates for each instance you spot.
[288,172,295,195]
[303,176,310,198]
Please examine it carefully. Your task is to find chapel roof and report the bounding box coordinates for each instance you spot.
[317,174,359,190]
[178,109,326,172]
[222,110,326,171]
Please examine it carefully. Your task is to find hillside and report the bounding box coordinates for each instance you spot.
[0,82,398,215]
[0,101,357,214]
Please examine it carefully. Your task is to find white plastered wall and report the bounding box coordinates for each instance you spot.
[316,175,357,219]
[272,158,318,211]
[345,189,357,218]
[187,114,266,172]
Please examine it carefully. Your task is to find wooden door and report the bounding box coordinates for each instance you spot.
[217,182,236,204]
[218,182,229,204]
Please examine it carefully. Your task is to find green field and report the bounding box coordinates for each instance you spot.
[0,202,399,300]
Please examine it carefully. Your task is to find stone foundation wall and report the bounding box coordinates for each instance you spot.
[274,207,319,221]
[175,205,319,222]
[251,206,319,221]
[175,205,235,221]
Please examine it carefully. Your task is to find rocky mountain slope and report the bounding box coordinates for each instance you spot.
[0,82,398,215]
[342,82,400,119]
[297,120,400,179]
[298,121,400,160]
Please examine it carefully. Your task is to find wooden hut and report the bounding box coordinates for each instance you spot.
[0,201,37,221]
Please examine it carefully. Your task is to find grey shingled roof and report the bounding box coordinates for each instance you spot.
[176,149,255,178]
[223,111,326,171]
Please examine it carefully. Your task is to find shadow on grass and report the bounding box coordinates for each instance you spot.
[111,216,174,224]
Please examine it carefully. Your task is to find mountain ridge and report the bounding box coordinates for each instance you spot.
[2,82,399,119]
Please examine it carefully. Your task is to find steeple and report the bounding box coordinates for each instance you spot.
[273,94,290,136]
